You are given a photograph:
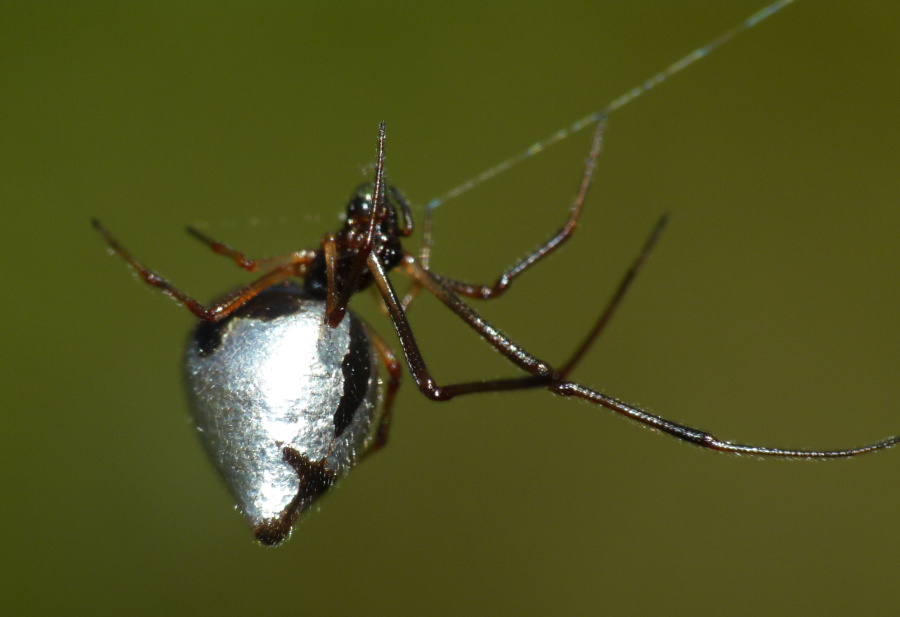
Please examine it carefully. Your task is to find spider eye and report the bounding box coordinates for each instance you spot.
[346,186,375,222]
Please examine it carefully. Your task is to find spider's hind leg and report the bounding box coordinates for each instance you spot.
[92,218,313,321]
[186,225,312,273]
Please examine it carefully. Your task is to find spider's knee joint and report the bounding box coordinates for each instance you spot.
[549,381,577,396]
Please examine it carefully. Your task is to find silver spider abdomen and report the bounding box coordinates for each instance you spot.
[183,283,382,545]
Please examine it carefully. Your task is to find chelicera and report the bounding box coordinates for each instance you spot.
[93,121,898,545]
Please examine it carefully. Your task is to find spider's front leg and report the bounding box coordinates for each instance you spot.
[442,116,607,300]
[402,117,608,313]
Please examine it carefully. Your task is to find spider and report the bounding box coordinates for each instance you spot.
[93,120,898,545]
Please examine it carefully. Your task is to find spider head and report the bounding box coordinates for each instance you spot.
[343,182,405,243]
[303,181,409,301]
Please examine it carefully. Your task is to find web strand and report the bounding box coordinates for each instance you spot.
[425,0,796,211]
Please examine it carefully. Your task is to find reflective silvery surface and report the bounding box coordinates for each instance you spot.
[183,284,382,543]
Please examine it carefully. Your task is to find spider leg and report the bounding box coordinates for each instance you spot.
[386,254,900,459]
[558,212,669,378]
[399,188,436,312]
[323,233,340,319]
[92,218,313,321]
[400,281,424,313]
[326,123,388,328]
[185,226,309,273]
[402,116,607,312]
[363,323,403,454]
[552,382,900,458]
[441,116,607,300]
[389,186,414,237]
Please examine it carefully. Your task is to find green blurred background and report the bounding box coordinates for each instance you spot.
[2,2,898,615]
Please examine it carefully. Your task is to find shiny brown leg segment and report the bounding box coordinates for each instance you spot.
[365,322,403,454]
[441,117,607,300]
[92,218,313,322]
[185,225,312,273]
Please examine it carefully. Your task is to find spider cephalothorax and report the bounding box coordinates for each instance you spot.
[304,182,410,303]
